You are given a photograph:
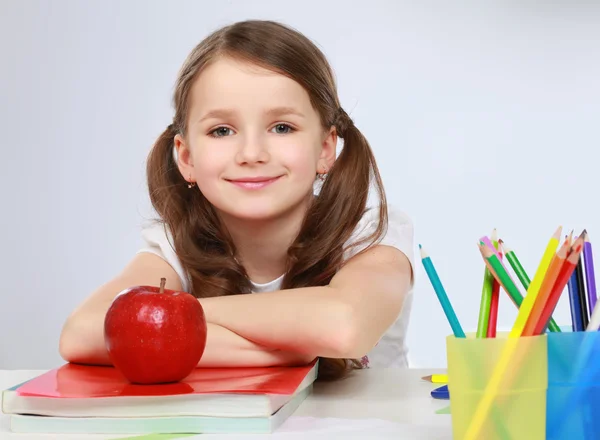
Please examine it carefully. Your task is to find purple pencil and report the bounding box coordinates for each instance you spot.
[583,230,597,314]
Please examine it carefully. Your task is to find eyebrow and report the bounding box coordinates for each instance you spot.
[198,106,305,123]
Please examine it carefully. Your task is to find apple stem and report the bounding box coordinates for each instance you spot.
[159,277,166,293]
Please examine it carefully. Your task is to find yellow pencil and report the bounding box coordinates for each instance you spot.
[421,374,448,383]
[464,226,562,439]
[510,225,562,337]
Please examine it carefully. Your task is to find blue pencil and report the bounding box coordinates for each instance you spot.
[419,245,466,338]
[568,270,585,331]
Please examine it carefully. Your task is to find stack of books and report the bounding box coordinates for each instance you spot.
[2,359,318,435]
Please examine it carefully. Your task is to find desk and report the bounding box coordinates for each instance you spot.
[1,368,453,439]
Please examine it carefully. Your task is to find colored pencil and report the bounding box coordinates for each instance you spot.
[477,230,497,338]
[583,231,598,315]
[568,268,585,331]
[575,237,589,327]
[421,374,448,384]
[543,238,594,438]
[499,240,531,291]
[587,291,600,330]
[510,226,562,337]
[522,236,570,336]
[500,239,561,333]
[419,245,466,338]
[480,235,524,298]
[487,234,501,338]
[533,238,584,335]
[478,243,524,309]
[487,271,501,338]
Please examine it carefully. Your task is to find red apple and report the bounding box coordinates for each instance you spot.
[104,278,207,384]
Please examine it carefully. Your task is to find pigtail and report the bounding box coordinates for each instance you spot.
[283,110,388,380]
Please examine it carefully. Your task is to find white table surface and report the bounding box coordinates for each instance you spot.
[0,368,452,439]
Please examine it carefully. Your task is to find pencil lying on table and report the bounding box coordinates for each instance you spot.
[421,374,448,383]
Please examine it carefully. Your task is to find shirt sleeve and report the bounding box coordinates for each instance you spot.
[342,205,416,286]
[136,221,191,292]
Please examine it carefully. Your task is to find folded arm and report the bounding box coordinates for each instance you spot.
[59,253,311,368]
[200,245,413,359]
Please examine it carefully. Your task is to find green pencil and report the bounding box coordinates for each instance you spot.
[478,242,524,307]
[500,240,531,290]
[476,230,498,338]
[499,240,561,333]
[476,266,494,338]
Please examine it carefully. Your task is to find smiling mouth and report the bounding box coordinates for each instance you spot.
[226,176,282,189]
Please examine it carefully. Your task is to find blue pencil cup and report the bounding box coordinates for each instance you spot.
[546,331,600,440]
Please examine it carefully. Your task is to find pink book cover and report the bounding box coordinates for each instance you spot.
[16,360,317,398]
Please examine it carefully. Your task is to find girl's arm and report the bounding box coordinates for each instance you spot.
[59,253,312,368]
[200,245,413,359]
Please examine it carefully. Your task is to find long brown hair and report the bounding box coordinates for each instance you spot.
[146,20,388,380]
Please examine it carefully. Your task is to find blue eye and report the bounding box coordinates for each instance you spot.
[209,127,234,137]
[271,124,294,134]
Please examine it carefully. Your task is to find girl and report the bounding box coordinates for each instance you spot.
[59,19,415,381]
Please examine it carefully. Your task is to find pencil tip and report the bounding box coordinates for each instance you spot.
[553,225,563,239]
[491,228,498,240]
[418,244,422,249]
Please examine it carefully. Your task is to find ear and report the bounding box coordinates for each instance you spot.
[174,134,195,184]
[318,126,338,173]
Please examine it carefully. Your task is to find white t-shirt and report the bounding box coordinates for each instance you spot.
[137,205,415,368]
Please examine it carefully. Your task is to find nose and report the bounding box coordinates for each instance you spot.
[235,132,270,165]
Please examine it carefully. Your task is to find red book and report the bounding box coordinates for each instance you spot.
[3,360,318,419]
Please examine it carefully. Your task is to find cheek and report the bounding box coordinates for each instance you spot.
[278,139,320,177]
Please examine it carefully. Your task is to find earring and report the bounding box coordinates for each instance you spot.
[317,167,328,181]
[187,174,196,188]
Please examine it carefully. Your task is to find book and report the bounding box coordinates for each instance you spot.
[3,359,318,419]
[9,384,312,434]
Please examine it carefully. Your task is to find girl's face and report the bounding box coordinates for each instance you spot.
[174,57,337,221]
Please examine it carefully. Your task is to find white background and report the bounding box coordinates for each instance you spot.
[2,0,599,369]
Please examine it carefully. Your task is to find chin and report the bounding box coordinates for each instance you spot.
[215,198,309,222]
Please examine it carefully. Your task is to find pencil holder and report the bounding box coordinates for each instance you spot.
[546,331,600,440]
[446,332,548,440]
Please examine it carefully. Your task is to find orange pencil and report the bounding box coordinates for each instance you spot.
[533,237,585,335]
[522,234,570,336]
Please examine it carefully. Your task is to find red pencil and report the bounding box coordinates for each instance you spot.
[487,251,502,338]
[531,238,585,335]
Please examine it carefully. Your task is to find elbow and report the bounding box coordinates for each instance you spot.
[58,327,77,363]
[58,319,107,365]
[58,320,85,363]
[326,304,374,359]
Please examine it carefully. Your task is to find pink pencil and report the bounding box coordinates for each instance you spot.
[480,235,525,298]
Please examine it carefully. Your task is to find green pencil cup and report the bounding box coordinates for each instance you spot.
[446,332,548,440]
